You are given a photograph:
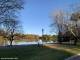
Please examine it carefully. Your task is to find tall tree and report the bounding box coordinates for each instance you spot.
[3,19,21,46]
[0,0,24,46]
[52,10,65,43]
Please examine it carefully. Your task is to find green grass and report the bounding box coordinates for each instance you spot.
[0,45,74,60]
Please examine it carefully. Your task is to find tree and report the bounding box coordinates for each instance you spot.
[39,35,55,42]
[52,10,65,43]
[51,1,80,45]
[0,0,24,23]
[0,0,24,46]
[68,2,80,45]
[70,12,80,45]
[3,19,21,46]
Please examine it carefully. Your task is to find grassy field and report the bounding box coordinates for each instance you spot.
[0,45,74,60]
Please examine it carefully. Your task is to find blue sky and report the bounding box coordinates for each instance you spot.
[19,0,80,35]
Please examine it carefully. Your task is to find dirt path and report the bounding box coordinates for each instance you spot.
[45,44,80,60]
[45,44,80,54]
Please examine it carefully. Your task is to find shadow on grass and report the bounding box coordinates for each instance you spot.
[0,45,75,60]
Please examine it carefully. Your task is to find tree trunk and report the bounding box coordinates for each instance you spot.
[10,40,13,46]
[58,36,62,44]
[73,37,77,45]
[57,31,62,44]
[9,35,14,46]
[9,32,14,46]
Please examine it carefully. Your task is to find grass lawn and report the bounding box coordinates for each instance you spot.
[0,45,74,60]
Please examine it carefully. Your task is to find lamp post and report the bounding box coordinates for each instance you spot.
[42,28,44,46]
[42,28,44,37]
[42,28,45,40]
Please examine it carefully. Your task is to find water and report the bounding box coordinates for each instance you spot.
[16,41,38,45]
[6,40,54,46]
[15,41,54,45]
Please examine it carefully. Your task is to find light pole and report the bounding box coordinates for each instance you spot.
[42,28,44,46]
[42,28,44,37]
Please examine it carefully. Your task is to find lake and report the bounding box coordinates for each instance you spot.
[6,40,54,46]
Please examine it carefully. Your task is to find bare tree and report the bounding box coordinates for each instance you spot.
[0,0,24,46]
[0,0,24,23]
[51,1,80,45]
[52,10,73,44]
[68,2,80,45]
[52,10,65,43]
[3,19,21,46]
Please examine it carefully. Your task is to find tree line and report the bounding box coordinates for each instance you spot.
[13,34,57,42]
[0,32,57,45]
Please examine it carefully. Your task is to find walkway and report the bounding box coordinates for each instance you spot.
[65,55,80,60]
[45,44,80,60]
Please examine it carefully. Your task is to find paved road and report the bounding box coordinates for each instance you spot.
[65,55,80,60]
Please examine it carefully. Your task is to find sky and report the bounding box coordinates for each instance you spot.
[19,0,80,35]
